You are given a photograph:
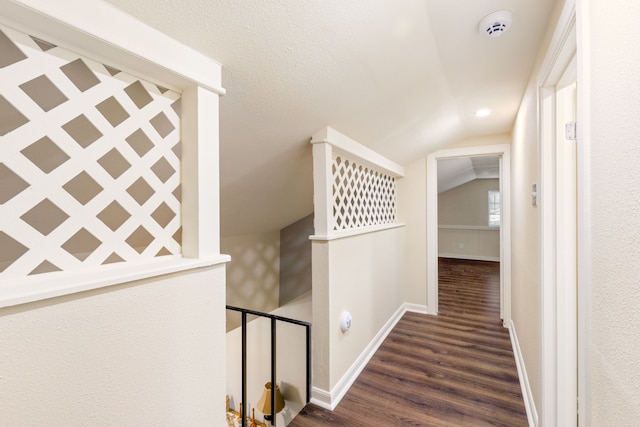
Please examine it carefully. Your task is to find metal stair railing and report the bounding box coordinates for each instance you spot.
[226,305,311,427]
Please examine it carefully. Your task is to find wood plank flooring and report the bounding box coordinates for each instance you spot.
[289,258,527,427]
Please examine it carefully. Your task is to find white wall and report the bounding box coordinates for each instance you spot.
[0,266,227,425]
[582,0,640,423]
[312,227,404,404]
[448,134,512,149]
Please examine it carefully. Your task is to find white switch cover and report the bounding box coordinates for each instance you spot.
[565,122,576,140]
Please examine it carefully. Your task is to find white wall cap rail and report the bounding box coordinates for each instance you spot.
[0,0,225,95]
[0,254,231,308]
[310,223,405,242]
[438,225,500,231]
[311,127,405,178]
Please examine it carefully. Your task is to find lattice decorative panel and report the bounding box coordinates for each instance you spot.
[0,24,182,278]
[332,156,397,231]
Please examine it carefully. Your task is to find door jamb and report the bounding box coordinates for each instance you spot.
[537,3,578,424]
[426,144,512,324]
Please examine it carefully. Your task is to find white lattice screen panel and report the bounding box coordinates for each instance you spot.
[0,24,182,278]
[332,156,397,231]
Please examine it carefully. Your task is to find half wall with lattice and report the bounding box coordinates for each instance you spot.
[1,23,182,278]
[332,156,397,231]
[310,127,404,239]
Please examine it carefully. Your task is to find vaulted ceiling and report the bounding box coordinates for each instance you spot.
[102,0,557,237]
[438,157,500,194]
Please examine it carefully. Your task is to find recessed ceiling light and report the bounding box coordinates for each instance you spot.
[476,109,491,117]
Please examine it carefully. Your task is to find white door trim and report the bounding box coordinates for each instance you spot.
[426,144,511,325]
[537,1,578,424]
[575,0,592,424]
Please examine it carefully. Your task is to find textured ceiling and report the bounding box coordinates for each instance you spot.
[101,0,556,237]
[438,157,500,193]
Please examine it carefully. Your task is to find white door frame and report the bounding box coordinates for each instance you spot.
[538,2,578,425]
[426,144,512,324]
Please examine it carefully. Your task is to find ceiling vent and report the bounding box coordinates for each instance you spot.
[479,11,513,38]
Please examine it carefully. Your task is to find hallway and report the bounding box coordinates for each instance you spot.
[290,258,526,426]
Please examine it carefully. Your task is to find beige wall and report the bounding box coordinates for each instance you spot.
[222,233,280,331]
[438,228,500,261]
[508,0,576,417]
[312,227,404,396]
[397,158,428,308]
[438,179,499,226]
[505,1,640,422]
[438,179,500,261]
[0,266,227,425]
[328,229,404,388]
[583,0,640,423]
[511,73,542,412]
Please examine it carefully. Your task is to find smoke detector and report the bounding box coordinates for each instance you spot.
[479,10,513,38]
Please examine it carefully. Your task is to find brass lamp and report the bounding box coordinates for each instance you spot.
[256,382,285,422]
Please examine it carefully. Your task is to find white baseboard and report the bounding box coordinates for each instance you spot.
[508,320,538,427]
[310,303,411,410]
[404,303,429,314]
[310,387,332,410]
[439,253,500,262]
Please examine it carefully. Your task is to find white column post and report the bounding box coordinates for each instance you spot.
[181,86,221,258]
[426,153,438,315]
[311,142,334,238]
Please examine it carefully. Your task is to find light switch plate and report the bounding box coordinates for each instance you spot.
[565,121,576,140]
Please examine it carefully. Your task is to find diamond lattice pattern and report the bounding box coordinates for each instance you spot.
[0,24,182,278]
[332,156,397,231]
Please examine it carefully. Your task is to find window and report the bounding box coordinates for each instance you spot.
[488,190,501,227]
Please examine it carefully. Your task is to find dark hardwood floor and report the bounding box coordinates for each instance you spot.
[289,258,527,427]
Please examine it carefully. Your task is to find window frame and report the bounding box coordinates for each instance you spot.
[488,189,501,228]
